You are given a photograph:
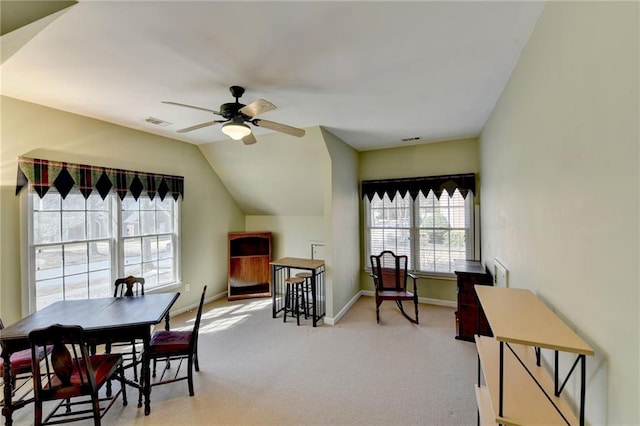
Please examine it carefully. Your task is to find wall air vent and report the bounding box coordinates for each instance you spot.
[144,117,172,127]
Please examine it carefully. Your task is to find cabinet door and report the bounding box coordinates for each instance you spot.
[455,268,493,341]
[456,304,478,341]
[458,280,479,305]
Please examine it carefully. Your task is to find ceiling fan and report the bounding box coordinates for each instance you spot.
[162,85,305,145]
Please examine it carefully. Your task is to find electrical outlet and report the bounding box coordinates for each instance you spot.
[185,283,190,292]
[494,259,508,287]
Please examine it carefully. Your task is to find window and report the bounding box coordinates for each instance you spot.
[28,189,180,312]
[364,189,475,275]
[120,195,177,287]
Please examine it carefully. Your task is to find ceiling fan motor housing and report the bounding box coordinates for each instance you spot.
[219,102,247,119]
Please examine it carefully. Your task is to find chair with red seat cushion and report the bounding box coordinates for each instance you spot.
[106,276,146,382]
[0,318,51,407]
[29,324,127,425]
[143,285,207,397]
[0,347,38,406]
[0,348,35,378]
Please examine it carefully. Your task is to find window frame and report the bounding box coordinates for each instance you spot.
[118,194,181,289]
[363,189,477,278]
[22,187,181,314]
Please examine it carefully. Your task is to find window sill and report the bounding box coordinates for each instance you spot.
[145,282,182,294]
[412,272,456,281]
[363,268,456,281]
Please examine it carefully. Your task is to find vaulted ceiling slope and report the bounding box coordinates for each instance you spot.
[199,126,328,216]
[0,0,76,63]
[0,1,545,151]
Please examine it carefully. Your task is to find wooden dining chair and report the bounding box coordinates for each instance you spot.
[114,276,145,297]
[108,276,145,382]
[0,318,51,407]
[370,250,419,324]
[143,285,207,397]
[29,324,127,425]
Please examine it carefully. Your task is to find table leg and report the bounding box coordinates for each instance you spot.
[311,271,317,327]
[2,351,13,426]
[272,265,277,319]
[143,353,152,415]
[141,334,152,415]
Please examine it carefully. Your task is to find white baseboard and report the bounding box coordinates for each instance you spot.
[324,291,456,325]
[323,291,363,325]
[419,297,456,308]
[170,290,227,317]
[174,290,456,325]
[360,290,456,308]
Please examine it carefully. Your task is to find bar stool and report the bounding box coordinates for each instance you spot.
[295,272,314,317]
[283,276,306,325]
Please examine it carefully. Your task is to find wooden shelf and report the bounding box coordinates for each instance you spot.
[475,286,594,355]
[475,336,579,425]
[475,386,498,426]
[228,232,272,300]
[474,286,593,425]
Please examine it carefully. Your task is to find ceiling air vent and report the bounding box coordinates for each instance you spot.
[144,117,172,127]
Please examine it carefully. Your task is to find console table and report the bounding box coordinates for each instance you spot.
[474,286,594,425]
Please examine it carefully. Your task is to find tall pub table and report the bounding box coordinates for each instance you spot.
[0,292,179,424]
[271,257,325,327]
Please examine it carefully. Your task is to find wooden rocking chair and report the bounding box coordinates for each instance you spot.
[370,250,419,324]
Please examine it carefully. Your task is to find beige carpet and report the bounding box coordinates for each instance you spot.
[8,295,479,426]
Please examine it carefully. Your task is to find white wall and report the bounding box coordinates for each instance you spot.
[0,96,244,321]
[480,2,639,424]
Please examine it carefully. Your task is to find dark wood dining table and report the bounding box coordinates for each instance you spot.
[0,292,180,425]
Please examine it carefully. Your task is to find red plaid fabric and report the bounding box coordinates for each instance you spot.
[16,157,184,201]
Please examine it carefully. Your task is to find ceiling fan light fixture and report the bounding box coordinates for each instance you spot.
[221,120,251,140]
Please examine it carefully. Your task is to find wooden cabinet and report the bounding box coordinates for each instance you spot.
[474,286,594,425]
[228,232,272,300]
[454,259,493,341]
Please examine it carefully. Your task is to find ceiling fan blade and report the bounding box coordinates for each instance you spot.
[252,119,305,137]
[242,133,257,145]
[239,99,276,118]
[162,101,220,115]
[177,120,224,133]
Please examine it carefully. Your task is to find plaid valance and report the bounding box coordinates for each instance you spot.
[361,173,475,201]
[16,157,184,201]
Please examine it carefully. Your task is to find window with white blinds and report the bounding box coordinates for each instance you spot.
[363,174,476,275]
[28,189,180,312]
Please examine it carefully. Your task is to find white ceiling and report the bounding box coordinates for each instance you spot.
[1,0,545,152]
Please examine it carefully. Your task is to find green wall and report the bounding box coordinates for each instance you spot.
[322,127,360,320]
[358,138,481,304]
[0,96,244,322]
[480,2,639,423]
